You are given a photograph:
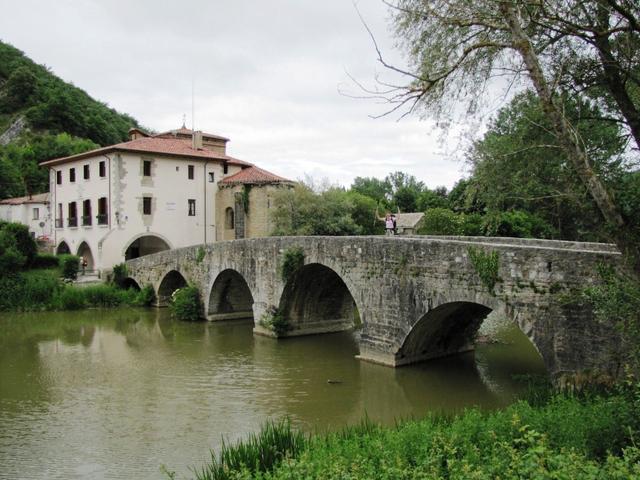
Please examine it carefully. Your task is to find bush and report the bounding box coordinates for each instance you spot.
[111,263,128,288]
[281,247,305,282]
[0,229,26,273]
[31,253,59,269]
[0,221,37,266]
[59,254,80,280]
[418,208,463,235]
[82,284,131,307]
[170,285,202,321]
[460,212,484,236]
[53,287,86,310]
[482,210,555,239]
[135,284,156,306]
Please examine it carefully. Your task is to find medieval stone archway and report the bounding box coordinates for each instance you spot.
[278,263,361,336]
[157,270,188,307]
[124,234,171,260]
[207,269,254,321]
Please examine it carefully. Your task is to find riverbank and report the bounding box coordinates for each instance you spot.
[0,266,153,311]
[191,383,640,479]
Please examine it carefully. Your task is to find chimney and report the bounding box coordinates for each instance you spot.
[192,130,203,150]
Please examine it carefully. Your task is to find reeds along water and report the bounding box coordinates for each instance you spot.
[195,418,307,480]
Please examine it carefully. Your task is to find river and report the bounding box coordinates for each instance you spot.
[0,308,546,479]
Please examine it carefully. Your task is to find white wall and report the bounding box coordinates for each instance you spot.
[51,152,243,272]
[0,202,51,239]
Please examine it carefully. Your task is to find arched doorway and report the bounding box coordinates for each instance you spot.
[56,241,71,255]
[76,241,95,273]
[278,263,360,335]
[208,269,254,321]
[125,235,170,260]
[157,270,187,307]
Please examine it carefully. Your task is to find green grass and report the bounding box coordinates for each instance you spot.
[0,267,150,312]
[188,384,640,480]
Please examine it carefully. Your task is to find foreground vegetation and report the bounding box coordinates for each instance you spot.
[188,382,640,480]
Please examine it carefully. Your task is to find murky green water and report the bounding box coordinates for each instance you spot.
[0,308,546,479]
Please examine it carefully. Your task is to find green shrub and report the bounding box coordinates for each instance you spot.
[31,253,59,269]
[59,254,80,280]
[0,221,37,266]
[418,207,463,235]
[0,229,26,272]
[482,210,554,239]
[460,212,484,236]
[260,306,290,336]
[468,247,500,294]
[170,285,202,321]
[82,284,130,307]
[111,263,128,288]
[53,287,86,310]
[281,247,304,282]
[135,284,156,306]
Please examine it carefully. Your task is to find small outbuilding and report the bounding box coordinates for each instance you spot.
[394,212,425,235]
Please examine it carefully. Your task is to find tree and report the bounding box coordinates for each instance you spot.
[386,0,640,272]
[270,183,363,236]
[467,90,626,240]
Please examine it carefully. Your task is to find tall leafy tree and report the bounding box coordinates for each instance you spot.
[387,0,640,272]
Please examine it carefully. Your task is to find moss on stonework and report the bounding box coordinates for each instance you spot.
[468,247,500,295]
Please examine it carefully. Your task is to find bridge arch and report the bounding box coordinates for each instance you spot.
[124,233,172,260]
[121,277,141,291]
[157,270,188,306]
[207,269,254,321]
[395,295,546,369]
[278,263,362,335]
[76,241,95,272]
[56,240,71,255]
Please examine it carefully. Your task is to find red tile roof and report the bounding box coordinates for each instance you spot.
[41,136,251,167]
[219,166,293,186]
[0,192,50,205]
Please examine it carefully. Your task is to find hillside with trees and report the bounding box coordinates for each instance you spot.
[0,40,140,198]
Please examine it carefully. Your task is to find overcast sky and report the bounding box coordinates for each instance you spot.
[0,0,481,189]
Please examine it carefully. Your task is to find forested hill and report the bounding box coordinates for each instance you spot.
[0,40,140,198]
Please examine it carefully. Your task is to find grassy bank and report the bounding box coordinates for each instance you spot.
[0,267,154,311]
[189,383,640,479]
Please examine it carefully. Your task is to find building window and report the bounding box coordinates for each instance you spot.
[69,168,76,183]
[208,172,215,182]
[56,203,63,228]
[56,171,62,185]
[225,207,234,229]
[99,161,106,178]
[68,202,77,227]
[188,199,196,216]
[97,197,108,225]
[83,164,90,180]
[143,160,151,177]
[143,196,152,215]
[188,165,194,180]
[32,208,39,220]
[223,163,228,175]
[82,199,92,226]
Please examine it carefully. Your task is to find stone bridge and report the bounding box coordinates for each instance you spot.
[124,235,623,380]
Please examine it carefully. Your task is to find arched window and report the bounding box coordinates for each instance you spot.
[225,207,235,229]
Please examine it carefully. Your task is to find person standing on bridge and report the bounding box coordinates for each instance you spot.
[376,206,396,236]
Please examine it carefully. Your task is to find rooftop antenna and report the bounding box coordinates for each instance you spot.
[191,77,195,132]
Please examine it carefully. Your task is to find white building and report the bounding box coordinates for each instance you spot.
[0,192,52,242]
[41,127,291,273]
